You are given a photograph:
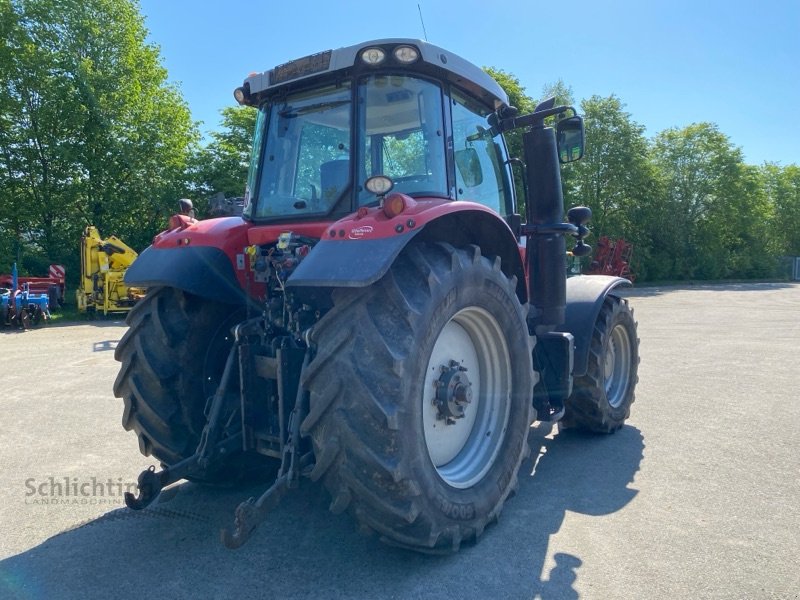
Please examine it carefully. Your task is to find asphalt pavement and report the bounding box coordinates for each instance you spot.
[1,282,798,599]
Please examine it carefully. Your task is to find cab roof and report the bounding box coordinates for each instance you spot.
[242,38,510,110]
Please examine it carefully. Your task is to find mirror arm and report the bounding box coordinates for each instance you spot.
[495,105,576,134]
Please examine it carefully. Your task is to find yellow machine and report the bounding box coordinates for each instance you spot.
[76,226,145,315]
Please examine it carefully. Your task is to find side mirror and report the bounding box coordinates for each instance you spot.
[556,115,585,163]
[454,147,483,187]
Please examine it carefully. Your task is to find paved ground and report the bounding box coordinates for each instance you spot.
[0,282,798,599]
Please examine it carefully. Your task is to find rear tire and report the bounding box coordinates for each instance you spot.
[113,287,273,481]
[562,296,639,432]
[301,243,535,552]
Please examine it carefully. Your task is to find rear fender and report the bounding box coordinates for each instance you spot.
[127,217,261,305]
[286,201,526,302]
[557,275,631,376]
[124,245,247,305]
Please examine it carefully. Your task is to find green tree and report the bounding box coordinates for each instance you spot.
[762,163,800,257]
[0,0,196,277]
[541,79,575,110]
[563,95,660,278]
[191,105,257,207]
[483,67,536,116]
[651,123,774,279]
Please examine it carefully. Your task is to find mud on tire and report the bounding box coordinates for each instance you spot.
[300,243,536,553]
[562,296,639,433]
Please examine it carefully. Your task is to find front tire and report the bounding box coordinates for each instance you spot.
[562,296,639,432]
[301,243,535,552]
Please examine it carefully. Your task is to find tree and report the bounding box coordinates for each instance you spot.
[0,0,197,277]
[483,67,536,116]
[191,105,257,209]
[651,123,774,279]
[562,95,661,277]
[761,163,800,257]
[541,79,575,109]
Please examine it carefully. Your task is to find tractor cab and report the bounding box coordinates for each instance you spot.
[235,40,517,223]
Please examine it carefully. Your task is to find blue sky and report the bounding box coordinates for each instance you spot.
[139,0,799,166]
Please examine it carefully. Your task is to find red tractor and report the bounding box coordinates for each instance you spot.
[115,39,639,553]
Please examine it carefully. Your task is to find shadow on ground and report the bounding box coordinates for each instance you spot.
[0,425,643,600]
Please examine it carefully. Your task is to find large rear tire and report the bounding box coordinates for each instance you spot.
[301,243,535,552]
[113,286,269,481]
[562,295,639,433]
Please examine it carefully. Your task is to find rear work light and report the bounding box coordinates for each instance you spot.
[365,175,394,196]
[360,47,386,66]
[393,45,419,64]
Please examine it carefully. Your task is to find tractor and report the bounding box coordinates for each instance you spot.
[115,38,639,553]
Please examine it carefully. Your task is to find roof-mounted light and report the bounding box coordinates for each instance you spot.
[233,86,247,105]
[393,45,419,64]
[360,47,386,66]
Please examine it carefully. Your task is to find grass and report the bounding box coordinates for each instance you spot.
[48,302,89,324]
[47,296,131,325]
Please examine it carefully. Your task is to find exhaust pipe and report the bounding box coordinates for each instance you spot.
[523,110,566,328]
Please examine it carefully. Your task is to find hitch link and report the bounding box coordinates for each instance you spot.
[125,321,254,510]
[124,433,244,510]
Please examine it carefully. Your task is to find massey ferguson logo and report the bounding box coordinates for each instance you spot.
[348,226,373,240]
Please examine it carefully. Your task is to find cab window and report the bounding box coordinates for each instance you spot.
[451,90,512,215]
[358,75,447,204]
[253,83,351,219]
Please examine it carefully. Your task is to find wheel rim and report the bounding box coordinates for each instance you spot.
[422,307,512,489]
[604,322,632,408]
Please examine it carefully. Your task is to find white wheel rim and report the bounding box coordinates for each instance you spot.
[605,322,632,408]
[422,307,512,489]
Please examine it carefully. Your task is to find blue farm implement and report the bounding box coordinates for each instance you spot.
[1,263,52,329]
[0,263,65,309]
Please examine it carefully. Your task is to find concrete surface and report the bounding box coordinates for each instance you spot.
[0,282,798,599]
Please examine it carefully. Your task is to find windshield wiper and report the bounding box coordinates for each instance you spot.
[279,100,349,118]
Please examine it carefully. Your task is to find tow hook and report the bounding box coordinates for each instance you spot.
[124,466,162,510]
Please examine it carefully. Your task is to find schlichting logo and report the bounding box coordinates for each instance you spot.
[24,476,137,506]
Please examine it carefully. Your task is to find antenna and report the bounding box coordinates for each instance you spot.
[417,4,428,41]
